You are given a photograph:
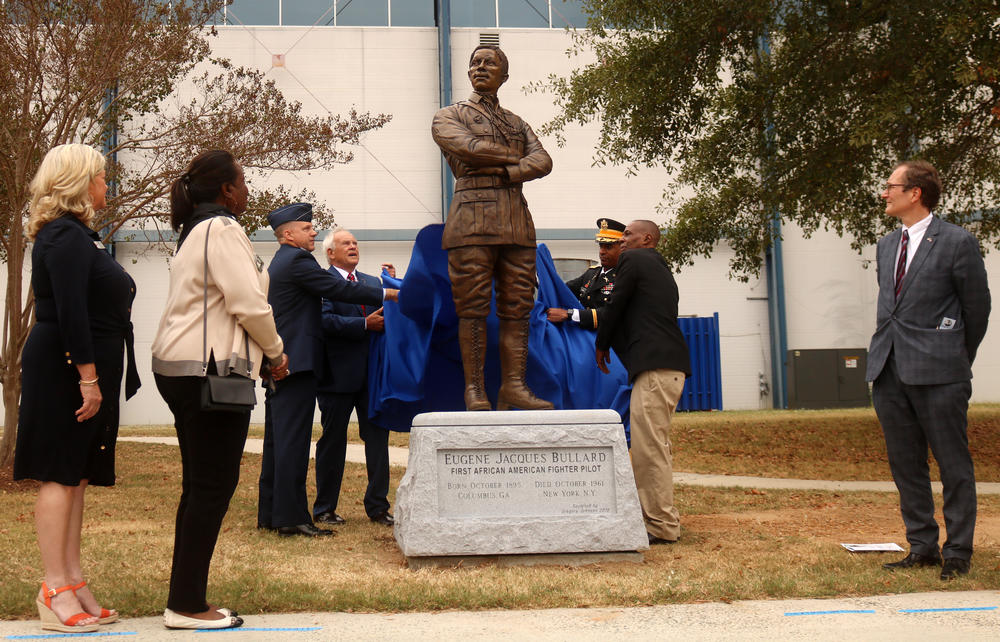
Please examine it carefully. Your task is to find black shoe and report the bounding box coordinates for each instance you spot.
[940,558,970,580]
[315,512,346,526]
[276,523,335,537]
[370,511,395,526]
[647,532,677,545]
[882,551,942,570]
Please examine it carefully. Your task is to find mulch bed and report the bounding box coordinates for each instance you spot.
[0,465,38,493]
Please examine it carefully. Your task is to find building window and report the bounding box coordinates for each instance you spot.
[499,0,549,28]
[390,1,435,26]
[450,0,496,28]
[225,0,279,25]
[551,0,588,28]
[216,0,590,29]
[336,0,389,26]
[282,0,336,25]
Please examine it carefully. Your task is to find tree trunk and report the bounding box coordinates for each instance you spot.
[0,203,27,470]
[0,367,19,468]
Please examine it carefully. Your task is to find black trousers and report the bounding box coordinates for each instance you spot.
[872,356,976,561]
[314,386,390,519]
[155,374,250,613]
[257,371,316,528]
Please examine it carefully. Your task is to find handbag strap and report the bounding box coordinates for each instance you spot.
[200,219,251,377]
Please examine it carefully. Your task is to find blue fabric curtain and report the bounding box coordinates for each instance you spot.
[368,224,631,436]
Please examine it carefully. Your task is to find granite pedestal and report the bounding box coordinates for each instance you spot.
[394,409,648,565]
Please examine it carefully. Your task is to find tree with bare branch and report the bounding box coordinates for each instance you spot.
[0,0,391,467]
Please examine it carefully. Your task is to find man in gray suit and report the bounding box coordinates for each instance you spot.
[866,160,991,580]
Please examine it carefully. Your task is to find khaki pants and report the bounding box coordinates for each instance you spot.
[630,368,686,540]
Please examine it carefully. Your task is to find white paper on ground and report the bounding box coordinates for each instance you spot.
[840,542,905,553]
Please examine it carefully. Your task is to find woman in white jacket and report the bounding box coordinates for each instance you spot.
[151,150,288,630]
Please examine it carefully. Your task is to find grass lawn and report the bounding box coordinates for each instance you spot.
[5,406,999,618]
[672,405,1000,481]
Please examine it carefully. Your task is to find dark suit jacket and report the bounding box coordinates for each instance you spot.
[318,267,380,394]
[267,244,383,379]
[866,216,991,385]
[566,265,615,330]
[595,248,691,382]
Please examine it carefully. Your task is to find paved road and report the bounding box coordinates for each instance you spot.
[2,591,998,640]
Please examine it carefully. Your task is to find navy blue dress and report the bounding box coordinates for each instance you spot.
[14,214,138,487]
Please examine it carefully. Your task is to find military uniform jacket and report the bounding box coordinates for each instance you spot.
[432,92,552,249]
[267,244,383,380]
[565,265,615,330]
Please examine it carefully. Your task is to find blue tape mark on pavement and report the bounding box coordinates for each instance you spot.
[194,627,323,633]
[784,609,876,616]
[899,606,997,613]
[7,633,138,639]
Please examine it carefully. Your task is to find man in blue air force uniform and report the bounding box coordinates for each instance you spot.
[257,203,396,537]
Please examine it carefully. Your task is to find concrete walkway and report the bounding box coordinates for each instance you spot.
[120,436,411,467]
[118,436,1000,494]
[1,590,998,640]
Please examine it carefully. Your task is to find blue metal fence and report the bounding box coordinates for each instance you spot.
[678,313,723,411]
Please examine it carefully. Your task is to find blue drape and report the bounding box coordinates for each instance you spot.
[368,224,631,436]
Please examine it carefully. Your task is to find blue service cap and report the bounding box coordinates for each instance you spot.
[267,202,313,230]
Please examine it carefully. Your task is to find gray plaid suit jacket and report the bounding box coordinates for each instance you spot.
[866,216,991,385]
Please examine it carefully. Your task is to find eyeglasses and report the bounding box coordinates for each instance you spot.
[884,182,910,192]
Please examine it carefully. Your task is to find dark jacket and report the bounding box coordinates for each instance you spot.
[595,248,690,382]
[267,244,382,379]
[566,265,615,330]
[317,267,381,394]
[866,216,990,384]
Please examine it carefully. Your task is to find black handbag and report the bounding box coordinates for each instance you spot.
[198,219,257,412]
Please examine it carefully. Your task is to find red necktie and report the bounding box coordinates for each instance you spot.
[348,272,365,314]
[894,229,909,299]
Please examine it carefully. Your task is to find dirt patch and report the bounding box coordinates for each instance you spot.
[0,465,37,494]
[687,505,1000,547]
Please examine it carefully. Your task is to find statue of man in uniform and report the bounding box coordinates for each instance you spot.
[431,45,553,411]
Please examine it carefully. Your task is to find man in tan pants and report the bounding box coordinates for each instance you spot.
[595,220,691,544]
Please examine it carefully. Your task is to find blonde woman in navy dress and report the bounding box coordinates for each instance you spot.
[15,144,139,633]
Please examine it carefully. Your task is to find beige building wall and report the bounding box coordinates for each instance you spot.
[6,25,998,425]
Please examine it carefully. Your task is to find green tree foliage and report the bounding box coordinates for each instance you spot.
[0,0,390,466]
[533,0,1000,278]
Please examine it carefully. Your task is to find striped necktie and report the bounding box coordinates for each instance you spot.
[894,230,909,299]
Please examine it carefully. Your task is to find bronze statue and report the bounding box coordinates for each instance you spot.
[431,45,553,411]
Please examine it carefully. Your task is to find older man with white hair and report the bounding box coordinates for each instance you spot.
[313,228,396,528]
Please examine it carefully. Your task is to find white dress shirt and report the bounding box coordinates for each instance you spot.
[898,213,932,276]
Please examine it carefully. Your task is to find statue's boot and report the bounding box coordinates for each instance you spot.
[496,319,553,411]
[458,318,491,411]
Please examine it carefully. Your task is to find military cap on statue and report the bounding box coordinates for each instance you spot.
[267,202,313,230]
[595,218,625,244]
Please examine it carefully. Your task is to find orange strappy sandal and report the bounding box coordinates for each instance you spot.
[71,580,119,624]
[36,582,99,633]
